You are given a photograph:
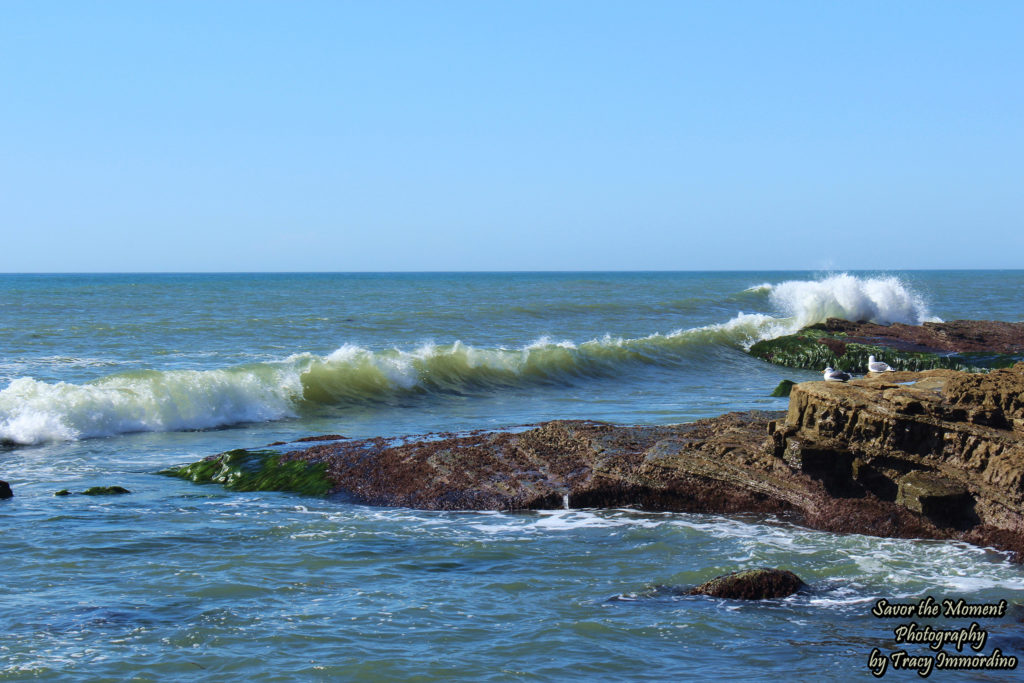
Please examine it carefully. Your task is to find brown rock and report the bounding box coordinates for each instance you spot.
[818,318,1024,354]
[687,568,805,600]
[781,363,1024,537]
[185,363,1024,560]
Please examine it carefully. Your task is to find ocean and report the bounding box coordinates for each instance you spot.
[2,271,1023,680]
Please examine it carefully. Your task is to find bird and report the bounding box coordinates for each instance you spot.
[823,366,852,382]
[867,355,894,373]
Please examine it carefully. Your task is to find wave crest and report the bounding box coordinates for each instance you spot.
[0,320,778,444]
[0,273,939,445]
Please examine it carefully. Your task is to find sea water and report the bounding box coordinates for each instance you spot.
[1,271,1023,680]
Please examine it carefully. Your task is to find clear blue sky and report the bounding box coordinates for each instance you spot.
[2,1,1021,272]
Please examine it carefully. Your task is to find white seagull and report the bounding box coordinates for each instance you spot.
[823,366,852,382]
[867,355,894,373]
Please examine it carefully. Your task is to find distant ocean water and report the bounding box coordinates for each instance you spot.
[2,271,1023,680]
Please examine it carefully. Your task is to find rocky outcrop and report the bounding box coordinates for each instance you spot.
[772,363,1024,546]
[0,480,11,499]
[749,318,1024,372]
[167,363,1024,560]
[687,568,805,600]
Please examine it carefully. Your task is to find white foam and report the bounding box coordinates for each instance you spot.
[767,273,940,328]
[0,366,301,445]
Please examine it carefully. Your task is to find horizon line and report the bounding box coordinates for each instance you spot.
[3,268,1023,276]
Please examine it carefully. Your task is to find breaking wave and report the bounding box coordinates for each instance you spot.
[0,274,938,445]
[0,317,771,445]
[753,273,940,328]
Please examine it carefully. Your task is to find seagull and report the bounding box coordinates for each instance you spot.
[867,355,894,373]
[823,366,852,382]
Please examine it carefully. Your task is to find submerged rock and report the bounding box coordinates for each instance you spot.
[82,486,131,496]
[687,568,805,600]
[52,486,131,496]
[0,480,12,499]
[749,318,1024,372]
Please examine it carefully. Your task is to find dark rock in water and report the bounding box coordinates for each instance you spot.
[294,434,347,443]
[749,318,1024,372]
[0,480,12,499]
[167,362,1024,561]
[770,380,796,397]
[82,486,131,496]
[55,488,130,496]
[687,568,805,600]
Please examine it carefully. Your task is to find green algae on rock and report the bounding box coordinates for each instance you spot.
[161,449,331,496]
[750,333,1004,373]
[82,486,131,495]
[749,319,1024,373]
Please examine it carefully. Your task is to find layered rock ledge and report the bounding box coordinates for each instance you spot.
[164,363,1024,560]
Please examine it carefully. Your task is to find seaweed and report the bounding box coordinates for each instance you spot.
[159,449,331,496]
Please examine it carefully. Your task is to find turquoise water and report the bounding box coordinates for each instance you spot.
[2,271,1023,680]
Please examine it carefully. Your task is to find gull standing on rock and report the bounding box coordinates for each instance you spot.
[868,355,894,373]
[823,366,852,382]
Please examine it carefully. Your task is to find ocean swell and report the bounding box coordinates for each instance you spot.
[0,318,777,445]
[0,274,939,445]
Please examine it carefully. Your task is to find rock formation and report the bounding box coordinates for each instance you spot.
[165,363,1024,560]
[749,318,1024,372]
[687,568,805,600]
[772,364,1024,549]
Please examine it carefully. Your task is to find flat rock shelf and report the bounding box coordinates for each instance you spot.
[166,363,1024,561]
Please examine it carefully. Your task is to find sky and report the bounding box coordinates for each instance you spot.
[1,1,1022,272]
